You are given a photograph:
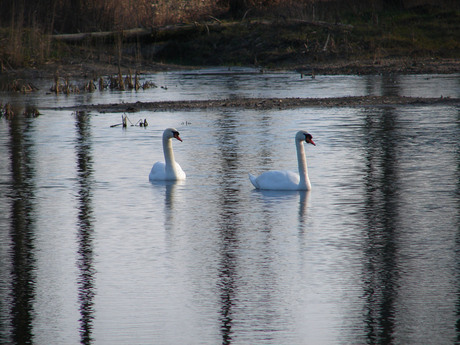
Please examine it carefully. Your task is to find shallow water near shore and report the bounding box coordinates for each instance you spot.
[1,69,459,344]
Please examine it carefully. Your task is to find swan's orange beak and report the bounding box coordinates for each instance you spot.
[306,137,316,146]
[174,133,183,142]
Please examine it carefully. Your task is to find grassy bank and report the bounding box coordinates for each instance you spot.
[0,2,458,73]
[151,6,459,68]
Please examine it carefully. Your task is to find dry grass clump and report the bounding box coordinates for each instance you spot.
[1,79,38,92]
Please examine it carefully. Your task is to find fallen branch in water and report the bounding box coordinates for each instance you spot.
[110,114,148,128]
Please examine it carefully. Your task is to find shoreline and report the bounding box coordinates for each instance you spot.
[3,57,459,80]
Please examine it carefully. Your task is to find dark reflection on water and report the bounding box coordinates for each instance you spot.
[215,112,242,344]
[7,114,37,345]
[381,75,400,98]
[361,107,401,344]
[74,111,96,344]
[455,109,460,344]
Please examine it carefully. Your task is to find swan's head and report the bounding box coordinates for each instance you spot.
[164,128,183,142]
[296,130,316,146]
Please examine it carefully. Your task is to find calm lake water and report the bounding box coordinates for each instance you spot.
[1,70,459,344]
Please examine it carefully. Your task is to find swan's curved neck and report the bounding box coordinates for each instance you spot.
[163,136,177,177]
[296,139,311,190]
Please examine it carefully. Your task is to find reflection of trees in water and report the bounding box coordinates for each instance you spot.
[364,74,400,97]
[7,114,37,344]
[214,111,241,344]
[218,217,238,345]
[381,75,400,97]
[455,109,460,343]
[74,111,96,344]
[361,107,401,344]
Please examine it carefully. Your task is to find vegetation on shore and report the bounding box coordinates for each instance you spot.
[0,0,458,72]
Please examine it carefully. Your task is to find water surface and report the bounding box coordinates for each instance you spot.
[0,71,459,344]
[2,69,459,110]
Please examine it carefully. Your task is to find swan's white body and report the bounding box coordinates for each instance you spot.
[249,130,315,191]
[149,128,186,181]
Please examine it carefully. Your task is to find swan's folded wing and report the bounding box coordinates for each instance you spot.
[149,161,166,180]
[174,162,187,180]
[250,170,300,190]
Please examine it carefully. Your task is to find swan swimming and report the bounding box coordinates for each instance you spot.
[249,130,315,191]
[149,128,186,181]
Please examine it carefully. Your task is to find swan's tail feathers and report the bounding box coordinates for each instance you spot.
[248,173,259,189]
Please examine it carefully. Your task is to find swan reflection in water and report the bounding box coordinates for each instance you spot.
[150,179,185,214]
[251,189,311,229]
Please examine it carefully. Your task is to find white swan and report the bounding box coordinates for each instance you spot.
[249,130,315,191]
[149,128,186,181]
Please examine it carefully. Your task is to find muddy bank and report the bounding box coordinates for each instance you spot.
[52,95,460,113]
[298,58,460,76]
